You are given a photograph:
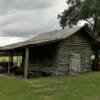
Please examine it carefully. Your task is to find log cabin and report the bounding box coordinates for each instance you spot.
[0,26,97,78]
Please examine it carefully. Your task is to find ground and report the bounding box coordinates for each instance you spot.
[0,72,100,100]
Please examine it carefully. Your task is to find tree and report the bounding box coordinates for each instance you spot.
[58,0,100,35]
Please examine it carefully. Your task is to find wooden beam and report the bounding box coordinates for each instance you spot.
[22,50,25,67]
[24,48,29,78]
[10,52,13,70]
[8,52,13,74]
[8,55,11,74]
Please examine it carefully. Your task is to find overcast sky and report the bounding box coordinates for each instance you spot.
[0,0,84,46]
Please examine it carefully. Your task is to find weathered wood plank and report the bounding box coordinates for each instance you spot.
[8,55,10,74]
[24,48,29,78]
[27,31,93,76]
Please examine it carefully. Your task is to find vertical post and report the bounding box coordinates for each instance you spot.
[8,55,11,74]
[10,52,13,72]
[8,52,12,74]
[22,50,25,67]
[55,68,58,76]
[17,52,18,67]
[24,48,29,78]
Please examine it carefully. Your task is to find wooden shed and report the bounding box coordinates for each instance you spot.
[0,26,97,78]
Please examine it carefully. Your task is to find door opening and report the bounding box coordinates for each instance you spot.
[70,53,81,73]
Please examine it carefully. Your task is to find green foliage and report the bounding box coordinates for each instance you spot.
[58,0,100,34]
[0,56,22,67]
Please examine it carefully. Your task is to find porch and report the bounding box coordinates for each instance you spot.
[0,42,58,78]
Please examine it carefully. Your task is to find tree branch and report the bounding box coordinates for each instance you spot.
[85,19,94,26]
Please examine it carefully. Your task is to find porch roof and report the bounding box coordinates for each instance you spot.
[0,26,96,51]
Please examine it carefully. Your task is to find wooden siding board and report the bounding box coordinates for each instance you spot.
[26,31,93,76]
[24,48,29,78]
[55,32,93,75]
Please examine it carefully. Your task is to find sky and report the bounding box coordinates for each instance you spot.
[0,0,84,46]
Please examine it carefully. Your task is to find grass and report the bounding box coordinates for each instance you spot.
[0,56,22,66]
[0,72,100,100]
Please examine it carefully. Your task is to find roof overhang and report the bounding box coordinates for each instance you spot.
[0,26,97,51]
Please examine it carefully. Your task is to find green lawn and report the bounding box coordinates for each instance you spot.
[0,72,100,100]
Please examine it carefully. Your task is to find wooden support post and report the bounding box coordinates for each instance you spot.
[55,69,58,77]
[22,50,25,67]
[17,53,18,66]
[8,55,11,74]
[8,51,13,74]
[24,48,29,78]
[10,52,13,71]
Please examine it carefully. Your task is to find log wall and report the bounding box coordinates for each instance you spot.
[54,31,93,75]
[28,30,93,76]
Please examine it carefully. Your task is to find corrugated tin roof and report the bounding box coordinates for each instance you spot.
[0,26,93,50]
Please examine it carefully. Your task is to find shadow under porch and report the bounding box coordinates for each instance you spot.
[0,42,58,78]
[0,48,25,77]
[28,43,58,77]
[92,42,100,71]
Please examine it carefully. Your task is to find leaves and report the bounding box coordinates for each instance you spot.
[58,0,100,35]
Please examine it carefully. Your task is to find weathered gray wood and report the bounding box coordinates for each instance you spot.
[10,52,13,69]
[54,32,93,75]
[8,55,11,74]
[70,53,81,73]
[24,31,93,76]
[24,48,29,78]
[22,51,25,67]
[8,52,13,74]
